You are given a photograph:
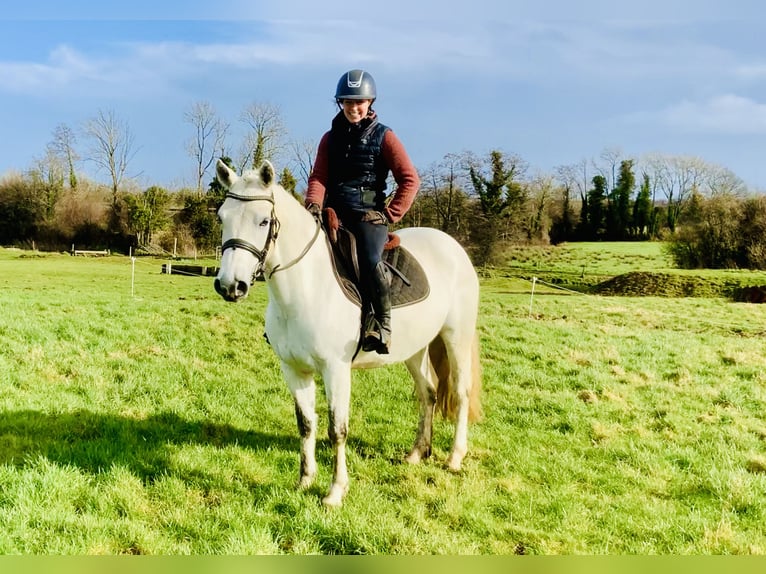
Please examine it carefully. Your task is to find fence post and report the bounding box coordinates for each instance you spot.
[528,277,538,318]
[131,257,136,297]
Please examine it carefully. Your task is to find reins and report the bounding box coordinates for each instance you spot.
[268,218,322,278]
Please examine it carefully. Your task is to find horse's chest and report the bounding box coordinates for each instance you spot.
[264,300,358,366]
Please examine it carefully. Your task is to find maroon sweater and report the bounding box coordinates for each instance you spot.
[305,126,420,224]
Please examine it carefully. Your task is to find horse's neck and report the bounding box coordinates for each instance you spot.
[265,204,338,312]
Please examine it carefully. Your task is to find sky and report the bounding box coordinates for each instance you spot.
[1,0,766,192]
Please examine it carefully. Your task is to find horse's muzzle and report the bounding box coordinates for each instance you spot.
[214,277,250,302]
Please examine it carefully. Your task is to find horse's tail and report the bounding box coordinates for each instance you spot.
[431,332,483,423]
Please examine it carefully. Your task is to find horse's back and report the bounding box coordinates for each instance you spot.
[396,227,478,292]
[395,227,479,328]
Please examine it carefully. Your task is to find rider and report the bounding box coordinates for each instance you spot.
[305,69,420,354]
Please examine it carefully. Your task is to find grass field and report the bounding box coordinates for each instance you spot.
[491,241,766,295]
[1,244,766,554]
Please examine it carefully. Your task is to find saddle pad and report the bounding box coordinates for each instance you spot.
[327,230,430,309]
[386,244,430,308]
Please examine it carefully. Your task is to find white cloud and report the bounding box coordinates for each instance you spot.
[0,19,498,99]
[735,63,766,80]
[661,94,766,134]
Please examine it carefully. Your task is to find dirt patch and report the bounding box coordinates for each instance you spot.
[592,272,751,299]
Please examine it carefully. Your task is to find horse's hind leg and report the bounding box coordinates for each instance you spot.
[404,347,436,464]
[283,363,317,489]
[442,330,476,472]
[321,362,352,507]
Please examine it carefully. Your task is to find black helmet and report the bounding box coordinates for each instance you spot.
[334,69,376,101]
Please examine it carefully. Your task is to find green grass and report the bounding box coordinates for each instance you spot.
[1,246,766,554]
[489,241,766,295]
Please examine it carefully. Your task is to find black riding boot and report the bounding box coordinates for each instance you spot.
[362,261,392,354]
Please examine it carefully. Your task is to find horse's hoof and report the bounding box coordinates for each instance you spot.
[404,451,422,465]
[297,475,315,490]
[322,494,343,508]
[322,483,348,508]
[445,454,464,472]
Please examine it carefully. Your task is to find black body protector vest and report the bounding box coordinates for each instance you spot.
[327,113,390,213]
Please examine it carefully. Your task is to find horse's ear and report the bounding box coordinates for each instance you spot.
[216,159,238,189]
[259,161,275,187]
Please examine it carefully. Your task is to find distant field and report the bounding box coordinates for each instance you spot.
[488,241,766,296]
[1,246,766,554]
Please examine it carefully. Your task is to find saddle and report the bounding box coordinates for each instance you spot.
[322,208,430,309]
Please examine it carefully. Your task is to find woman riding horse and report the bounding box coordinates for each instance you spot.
[304,69,420,354]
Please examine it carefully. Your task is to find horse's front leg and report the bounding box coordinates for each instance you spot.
[283,363,317,489]
[321,363,352,507]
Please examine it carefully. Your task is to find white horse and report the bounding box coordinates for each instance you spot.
[214,159,482,507]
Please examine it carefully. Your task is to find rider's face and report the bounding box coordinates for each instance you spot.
[340,99,371,124]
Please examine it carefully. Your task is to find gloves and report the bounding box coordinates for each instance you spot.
[306,202,321,219]
[360,210,389,225]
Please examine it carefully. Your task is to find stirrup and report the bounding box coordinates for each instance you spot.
[362,317,390,354]
[362,332,390,354]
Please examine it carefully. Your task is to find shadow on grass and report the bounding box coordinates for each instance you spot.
[0,409,300,481]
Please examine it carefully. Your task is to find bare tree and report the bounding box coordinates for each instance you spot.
[555,158,589,207]
[421,153,469,234]
[593,146,623,196]
[82,109,139,211]
[706,164,747,197]
[288,137,317,194]
[527,172,555,243]
[642,153,724,231]
[184,101,229,193]
[239,102,287,171]
[48,123,79,191]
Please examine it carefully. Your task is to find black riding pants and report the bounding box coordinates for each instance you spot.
[346,219,389,277]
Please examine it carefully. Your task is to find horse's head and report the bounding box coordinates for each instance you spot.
[214,159,280,302]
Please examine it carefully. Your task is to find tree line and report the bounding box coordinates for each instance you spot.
[1,104,765,270]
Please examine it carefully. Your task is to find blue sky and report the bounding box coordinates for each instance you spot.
[1,0,766,191]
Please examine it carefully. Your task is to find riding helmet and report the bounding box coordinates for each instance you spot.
[335,69,377,101]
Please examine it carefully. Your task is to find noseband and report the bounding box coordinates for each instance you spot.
[220,190,321,280]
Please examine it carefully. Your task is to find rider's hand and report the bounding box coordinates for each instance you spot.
[306,202,322,219]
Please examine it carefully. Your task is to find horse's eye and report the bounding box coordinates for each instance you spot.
[259,218,270,227]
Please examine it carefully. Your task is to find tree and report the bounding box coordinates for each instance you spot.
[606,159,635,240]
[467,150,529,264]
[178,193,221,252]
[585,175,607,239]
[49,123,79,191]
[28,149,66,222]
[527,173,554,243]
[665,193,742,268]
[239,102,287,172]
[707,164,747,197]
[0,174,44,244]
[548,178,576,244]
[184,101,228,194]
[632,173,653,238]
[740,196,766,268]
[289,138,317,196]
[643,154,710,232]
[469,150,528,223]
[420,153,469,235]
[556,159,589,240]
[279,167,298,199]
[83,109,139,229]
[207,156,236,206]
[123,185,170,245]
[593,146,623,196]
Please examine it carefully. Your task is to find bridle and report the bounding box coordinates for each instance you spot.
[220,190,322,281]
